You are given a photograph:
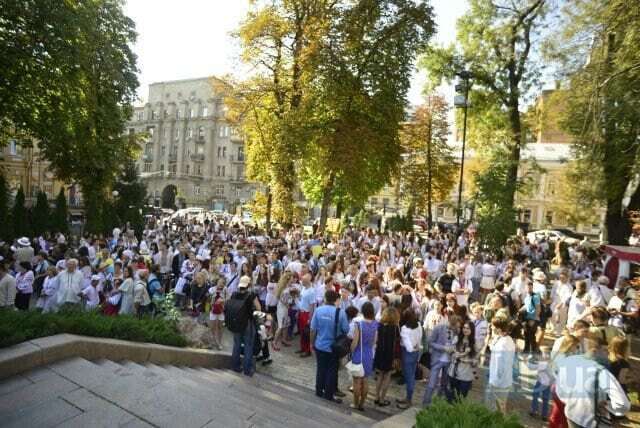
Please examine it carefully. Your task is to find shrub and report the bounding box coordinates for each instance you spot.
[416,398,524,428]
[0,308,187,348]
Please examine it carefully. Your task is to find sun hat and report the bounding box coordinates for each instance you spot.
[238,275,251,289]
[17,237,30,247]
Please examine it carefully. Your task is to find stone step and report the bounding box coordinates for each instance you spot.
[194,367,375,427]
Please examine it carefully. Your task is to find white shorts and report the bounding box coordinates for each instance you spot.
[480,276,495,290]
[210,313,225,321]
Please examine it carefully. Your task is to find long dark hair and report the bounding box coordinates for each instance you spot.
[457,320,476,358]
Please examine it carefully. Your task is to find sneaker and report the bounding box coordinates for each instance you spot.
[261,359,273,366]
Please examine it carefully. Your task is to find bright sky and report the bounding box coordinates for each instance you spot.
[124,0,467,107]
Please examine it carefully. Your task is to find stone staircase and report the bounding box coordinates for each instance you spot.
[0,357,377,428]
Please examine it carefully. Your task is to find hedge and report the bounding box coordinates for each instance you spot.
[0,308,188,348]
[416,398,524,428]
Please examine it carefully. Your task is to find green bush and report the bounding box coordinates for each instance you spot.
[416,398,523,428]
[0,308,187,348]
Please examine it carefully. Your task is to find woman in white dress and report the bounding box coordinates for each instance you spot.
[567,280,590,328]
[37,266,60,313]
[273,271,294,351]
[119,266,135,315]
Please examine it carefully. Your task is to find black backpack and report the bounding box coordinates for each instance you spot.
[224,292,252,333]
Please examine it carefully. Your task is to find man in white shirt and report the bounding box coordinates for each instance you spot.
[55,259,84,310]
[225,262,240,294]
[555,331,630,427]
[588,276,613,308]
[0,263,17,308]
[486,317,516,414]
[80,275,101,310]
[355,285,382,317]
[551,269,574,335]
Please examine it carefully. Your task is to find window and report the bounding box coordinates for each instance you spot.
[136,111,143,121]
[161,145,166,156]
[546,179,556,196]
[160,164,164,172]
[222,147,226,158]
[221,166,225,177]
[176,109,182,119]
[9,140,18,156]
[168,163,177,174]
[189,108,195,118]
[144,163,152,173]
[195,164,202,176]
[370,197,378,206]
[225,126,230,137]
[185,164,190,175]
[436,207,445,217]
[215,185,224,196]
[217,166,221,176]
[202,107,208,117]
[187,128,193,139]
[238,147,244,161]
[545,211,554,225]
[194,185,201,195]
[196,145,204,155]
[151,111,158,120]
[164,110,169,119]
[523,209,532,223]
[174,128,179,141]
[171,145,178,156]
[145,143,153,155]
[198,126,204,138]
[382,198,389,207]
[217,147,222,158]
[147,127,155,137]
[219,126,227,138]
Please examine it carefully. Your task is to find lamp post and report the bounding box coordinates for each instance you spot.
[454,70,472,231]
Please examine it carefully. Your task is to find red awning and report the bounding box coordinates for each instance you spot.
[604,245,640,264]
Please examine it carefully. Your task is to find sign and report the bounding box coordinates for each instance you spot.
[326,218,340,233]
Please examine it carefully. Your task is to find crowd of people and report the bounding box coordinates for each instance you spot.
[0,214,637,428]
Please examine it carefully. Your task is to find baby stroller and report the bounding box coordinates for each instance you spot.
[240,311,272,365]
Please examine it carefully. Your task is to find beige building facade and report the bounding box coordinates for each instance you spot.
[127,77,255,211]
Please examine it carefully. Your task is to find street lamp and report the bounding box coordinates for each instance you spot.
[454,70,472,231]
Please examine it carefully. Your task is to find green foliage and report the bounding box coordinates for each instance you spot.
[386,213,414,232]
[0,175,10,240]
[31,191,51,237]
[545,0,640,244]
[420,0,547,209]
[416,398,523,428]
[113,159,147,237]
[0,308,187,349]
[52,188,69,235]
[11,186,28,239]
[0,0,140,227]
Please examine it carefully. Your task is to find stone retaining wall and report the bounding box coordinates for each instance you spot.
[0,334,231,380]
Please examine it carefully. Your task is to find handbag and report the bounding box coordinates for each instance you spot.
[346,322,365,377]
[331,308,351,358]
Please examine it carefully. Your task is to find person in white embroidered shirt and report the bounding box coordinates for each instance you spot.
[588,276,613,308]
[555,330,630,428]
[55,259,84,310]
[80,275,100,311]
[486,317,516,414]
[550,269,574,334]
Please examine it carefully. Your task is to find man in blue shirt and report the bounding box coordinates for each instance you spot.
[310,289,348,403]
[520,281,541,354]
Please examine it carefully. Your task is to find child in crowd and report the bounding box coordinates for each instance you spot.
[529,346,553,420]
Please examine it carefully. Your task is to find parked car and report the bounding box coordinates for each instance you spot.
[526,228,584,245]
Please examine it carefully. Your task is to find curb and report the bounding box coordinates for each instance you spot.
[0,333,231,380]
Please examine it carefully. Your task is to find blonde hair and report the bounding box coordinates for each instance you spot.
[380,307,400,326]
[558,334,580,356]
[276,271,293,298]
[608,336,630,362]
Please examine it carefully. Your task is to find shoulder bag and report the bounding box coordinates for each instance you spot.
[331,308,351,358]
[346,322,365,377]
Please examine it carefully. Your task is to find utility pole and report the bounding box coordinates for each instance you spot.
[454,70,472,231]
[426,96,433,230]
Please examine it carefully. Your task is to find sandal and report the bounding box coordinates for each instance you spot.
[377,400,391,407]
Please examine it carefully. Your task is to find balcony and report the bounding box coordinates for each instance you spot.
[230,176,246,184]
[190,153,205,162]
[168,153,178,162]
[142,153,153,162]
[229,154,245,163]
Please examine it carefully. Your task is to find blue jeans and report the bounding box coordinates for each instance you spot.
[315,349,338,400]
[401,348,420,401]
[423,360,449,405]
[232,322,256,375]
[530,380,551,417]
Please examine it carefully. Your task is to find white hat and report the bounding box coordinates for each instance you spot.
[17,237,30,247]
[597,276,610,286]
[533,271,546,282]
[91,274,101,281]
[56,260,66,270]
[238,275,251,289]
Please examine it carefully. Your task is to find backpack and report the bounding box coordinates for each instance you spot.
[225,292,252,333]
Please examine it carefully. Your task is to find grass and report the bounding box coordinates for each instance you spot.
[416,397,524,428]
[0,308,188,348]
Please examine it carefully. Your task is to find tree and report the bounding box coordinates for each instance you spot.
[52,189,69,235]
[420,0,547,213]
[113,160,147,237]
[31,191,51,237]
[161,185,177,210]
[0,175,10,240]
[545,0,640,244]
[0,1,140,234]
[297,0,435,231]
[227,0,332,227]
[399,96,456,228]
[11,186,28,239]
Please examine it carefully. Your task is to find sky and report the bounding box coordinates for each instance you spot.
[124,0,468,107]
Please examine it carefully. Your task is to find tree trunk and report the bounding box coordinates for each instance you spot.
[265,186,272,234]
[505,104,522,207]
[318,172,336,233]
[336,200,343,219]
[605,197,631,245]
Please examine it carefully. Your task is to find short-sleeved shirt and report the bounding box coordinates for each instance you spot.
[310,304,349,353]
[523,292,541,320]
[299,286,316,312]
